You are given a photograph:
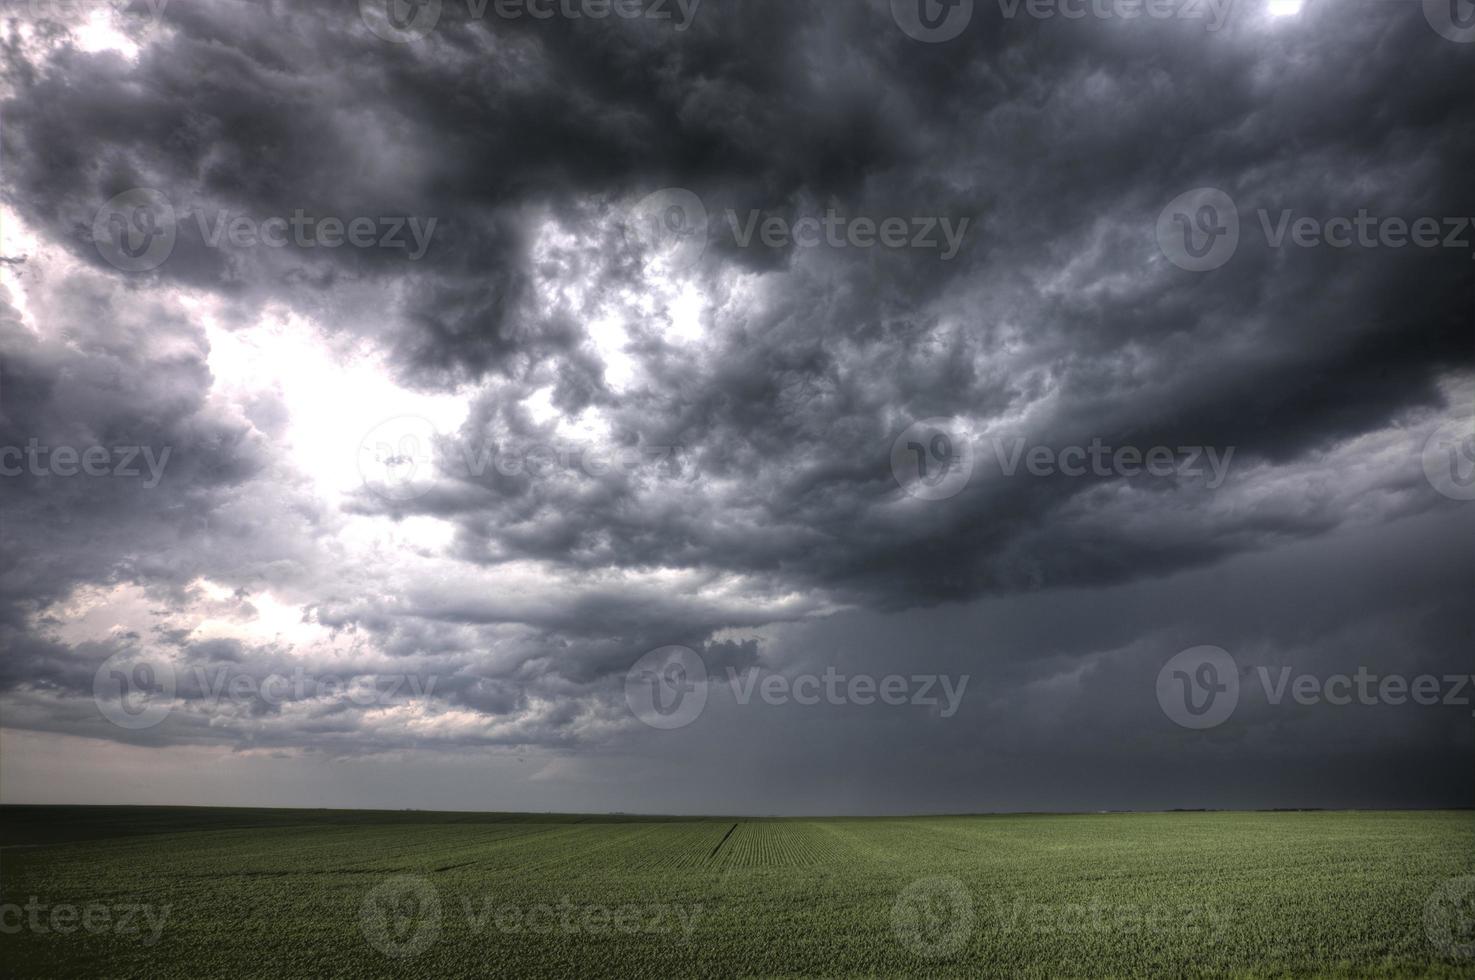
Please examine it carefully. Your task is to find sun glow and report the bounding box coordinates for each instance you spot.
[202,308,467,501]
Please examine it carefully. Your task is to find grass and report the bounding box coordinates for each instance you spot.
[1,806,1472,978]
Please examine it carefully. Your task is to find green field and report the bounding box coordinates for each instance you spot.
[1,806,1472,978]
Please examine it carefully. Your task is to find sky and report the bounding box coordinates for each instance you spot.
[0,0,1471,816]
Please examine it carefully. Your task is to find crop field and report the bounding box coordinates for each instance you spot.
[1,806,1472,978]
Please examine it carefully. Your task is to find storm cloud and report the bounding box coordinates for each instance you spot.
[0,0,1470,813]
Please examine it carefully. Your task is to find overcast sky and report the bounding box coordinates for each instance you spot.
[0,0,1471,815]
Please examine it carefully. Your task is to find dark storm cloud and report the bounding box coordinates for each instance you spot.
[294,0,1471,603]
[0,0,1470,807]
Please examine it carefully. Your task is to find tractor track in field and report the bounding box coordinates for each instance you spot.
[707,822,739,862]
